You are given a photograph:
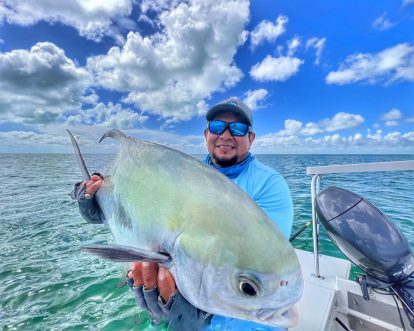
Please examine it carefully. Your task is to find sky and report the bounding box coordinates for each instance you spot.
[0,0,413,154]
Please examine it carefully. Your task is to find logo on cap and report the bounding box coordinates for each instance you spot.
[227,101,238,106]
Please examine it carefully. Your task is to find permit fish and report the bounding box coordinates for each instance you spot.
[68,129,303,328]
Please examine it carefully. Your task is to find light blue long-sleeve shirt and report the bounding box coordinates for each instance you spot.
[205,155,294,331]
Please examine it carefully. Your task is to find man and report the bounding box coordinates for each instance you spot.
[74,98,293,330]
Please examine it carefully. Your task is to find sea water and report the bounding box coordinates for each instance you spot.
[1,154,413,330]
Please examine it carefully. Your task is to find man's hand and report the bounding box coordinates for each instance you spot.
[127,263,212,330]
[128,262,176,303]
[72,173,105,224]
[81,174,103,197]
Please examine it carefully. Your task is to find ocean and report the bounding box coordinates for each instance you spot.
[1,154,413,330]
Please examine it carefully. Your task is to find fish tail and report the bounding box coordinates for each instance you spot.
[67,129,90,181]
[99,129,127,143]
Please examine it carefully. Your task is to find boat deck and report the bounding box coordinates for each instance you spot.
[293,249,409,331]
[292,249,351,331]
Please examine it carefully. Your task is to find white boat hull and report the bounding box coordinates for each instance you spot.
[293,249,408,331]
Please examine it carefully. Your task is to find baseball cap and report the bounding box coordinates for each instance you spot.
[206,98,253,127]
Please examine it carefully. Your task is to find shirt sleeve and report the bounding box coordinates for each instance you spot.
[207,315,286,331]
[253,173,294,239]
[71,182,105,224]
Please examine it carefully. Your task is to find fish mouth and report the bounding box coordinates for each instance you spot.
[254,305,299,328]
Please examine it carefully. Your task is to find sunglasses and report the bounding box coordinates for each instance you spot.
[207,120,252,137]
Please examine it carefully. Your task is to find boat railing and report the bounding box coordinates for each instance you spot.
[306,160,414,278]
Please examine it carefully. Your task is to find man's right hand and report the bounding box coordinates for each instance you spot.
[81,174,103,197]
[72,173,105,224]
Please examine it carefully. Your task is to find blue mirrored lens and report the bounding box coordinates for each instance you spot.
[208,120,250,136]
[209,120,227,134]
[229,122,249,136]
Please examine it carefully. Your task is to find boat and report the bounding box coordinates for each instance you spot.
[292,160,414,331]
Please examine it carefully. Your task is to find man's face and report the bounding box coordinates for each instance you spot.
[204,112,255,167]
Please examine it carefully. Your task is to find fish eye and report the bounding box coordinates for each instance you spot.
[238,276,259,297]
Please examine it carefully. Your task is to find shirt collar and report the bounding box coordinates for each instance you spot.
[204,153,254,179]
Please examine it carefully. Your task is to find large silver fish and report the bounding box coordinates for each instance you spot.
[68,129,303,328]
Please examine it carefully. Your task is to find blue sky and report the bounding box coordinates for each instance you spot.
[0,0,413,154]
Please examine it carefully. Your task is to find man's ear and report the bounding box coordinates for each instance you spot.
[204,128,208,139]
[249,132,256,145]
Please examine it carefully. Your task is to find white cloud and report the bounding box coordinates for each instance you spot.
[367,128,382,141]
[0,1,134,42]
[0,42,95,124]
[138,1,184,31]
[242,89,268,111]
[384,120,399,127]
[372,13,396,31]
[195,100,209,117]
[381,108,402,126]
[403,0,414,6]
[253,129,414,153]
[384,131,414,146]
[0,130,69,145]
[250,55,303,82]
[88,0,249,122]
[326,43,414,85]
[287,37,301,56]
[285,119,304,135]
[140,0,183,15]
[250,15,288,50]
[11,125,207,154]
[407,116,414,123]
[137,14,156,28]
[0,42,149,130]
[321,112,365,131]
[253,134,300,149]
[302,122,323,135]
[65,102,148,129]
[274,112,364,138]
[281,119,323,136]
[403,131,414,143]
[381,108,402,121]
[306,37,326,65]
[2,125,413,154]
[44,126,203,154]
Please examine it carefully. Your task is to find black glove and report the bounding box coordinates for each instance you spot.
[166,291,212,331]
[127,276,212,331]
[127,277,164,325]
[70,179,104,224]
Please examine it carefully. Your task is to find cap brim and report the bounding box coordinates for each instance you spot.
[206,104,252,126]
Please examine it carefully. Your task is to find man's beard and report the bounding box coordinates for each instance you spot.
[212,153,238,167]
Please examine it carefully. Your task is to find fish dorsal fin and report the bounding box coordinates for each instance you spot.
[99,129,127,143]
[67,129,90,181]
[81,244,171,264]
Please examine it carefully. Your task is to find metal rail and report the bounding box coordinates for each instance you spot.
[307,159,414,278]
[307,160,414,175]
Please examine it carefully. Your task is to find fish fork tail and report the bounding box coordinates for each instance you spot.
[99,129,127,143]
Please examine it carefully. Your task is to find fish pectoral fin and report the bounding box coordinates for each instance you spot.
[81,244,171,264]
